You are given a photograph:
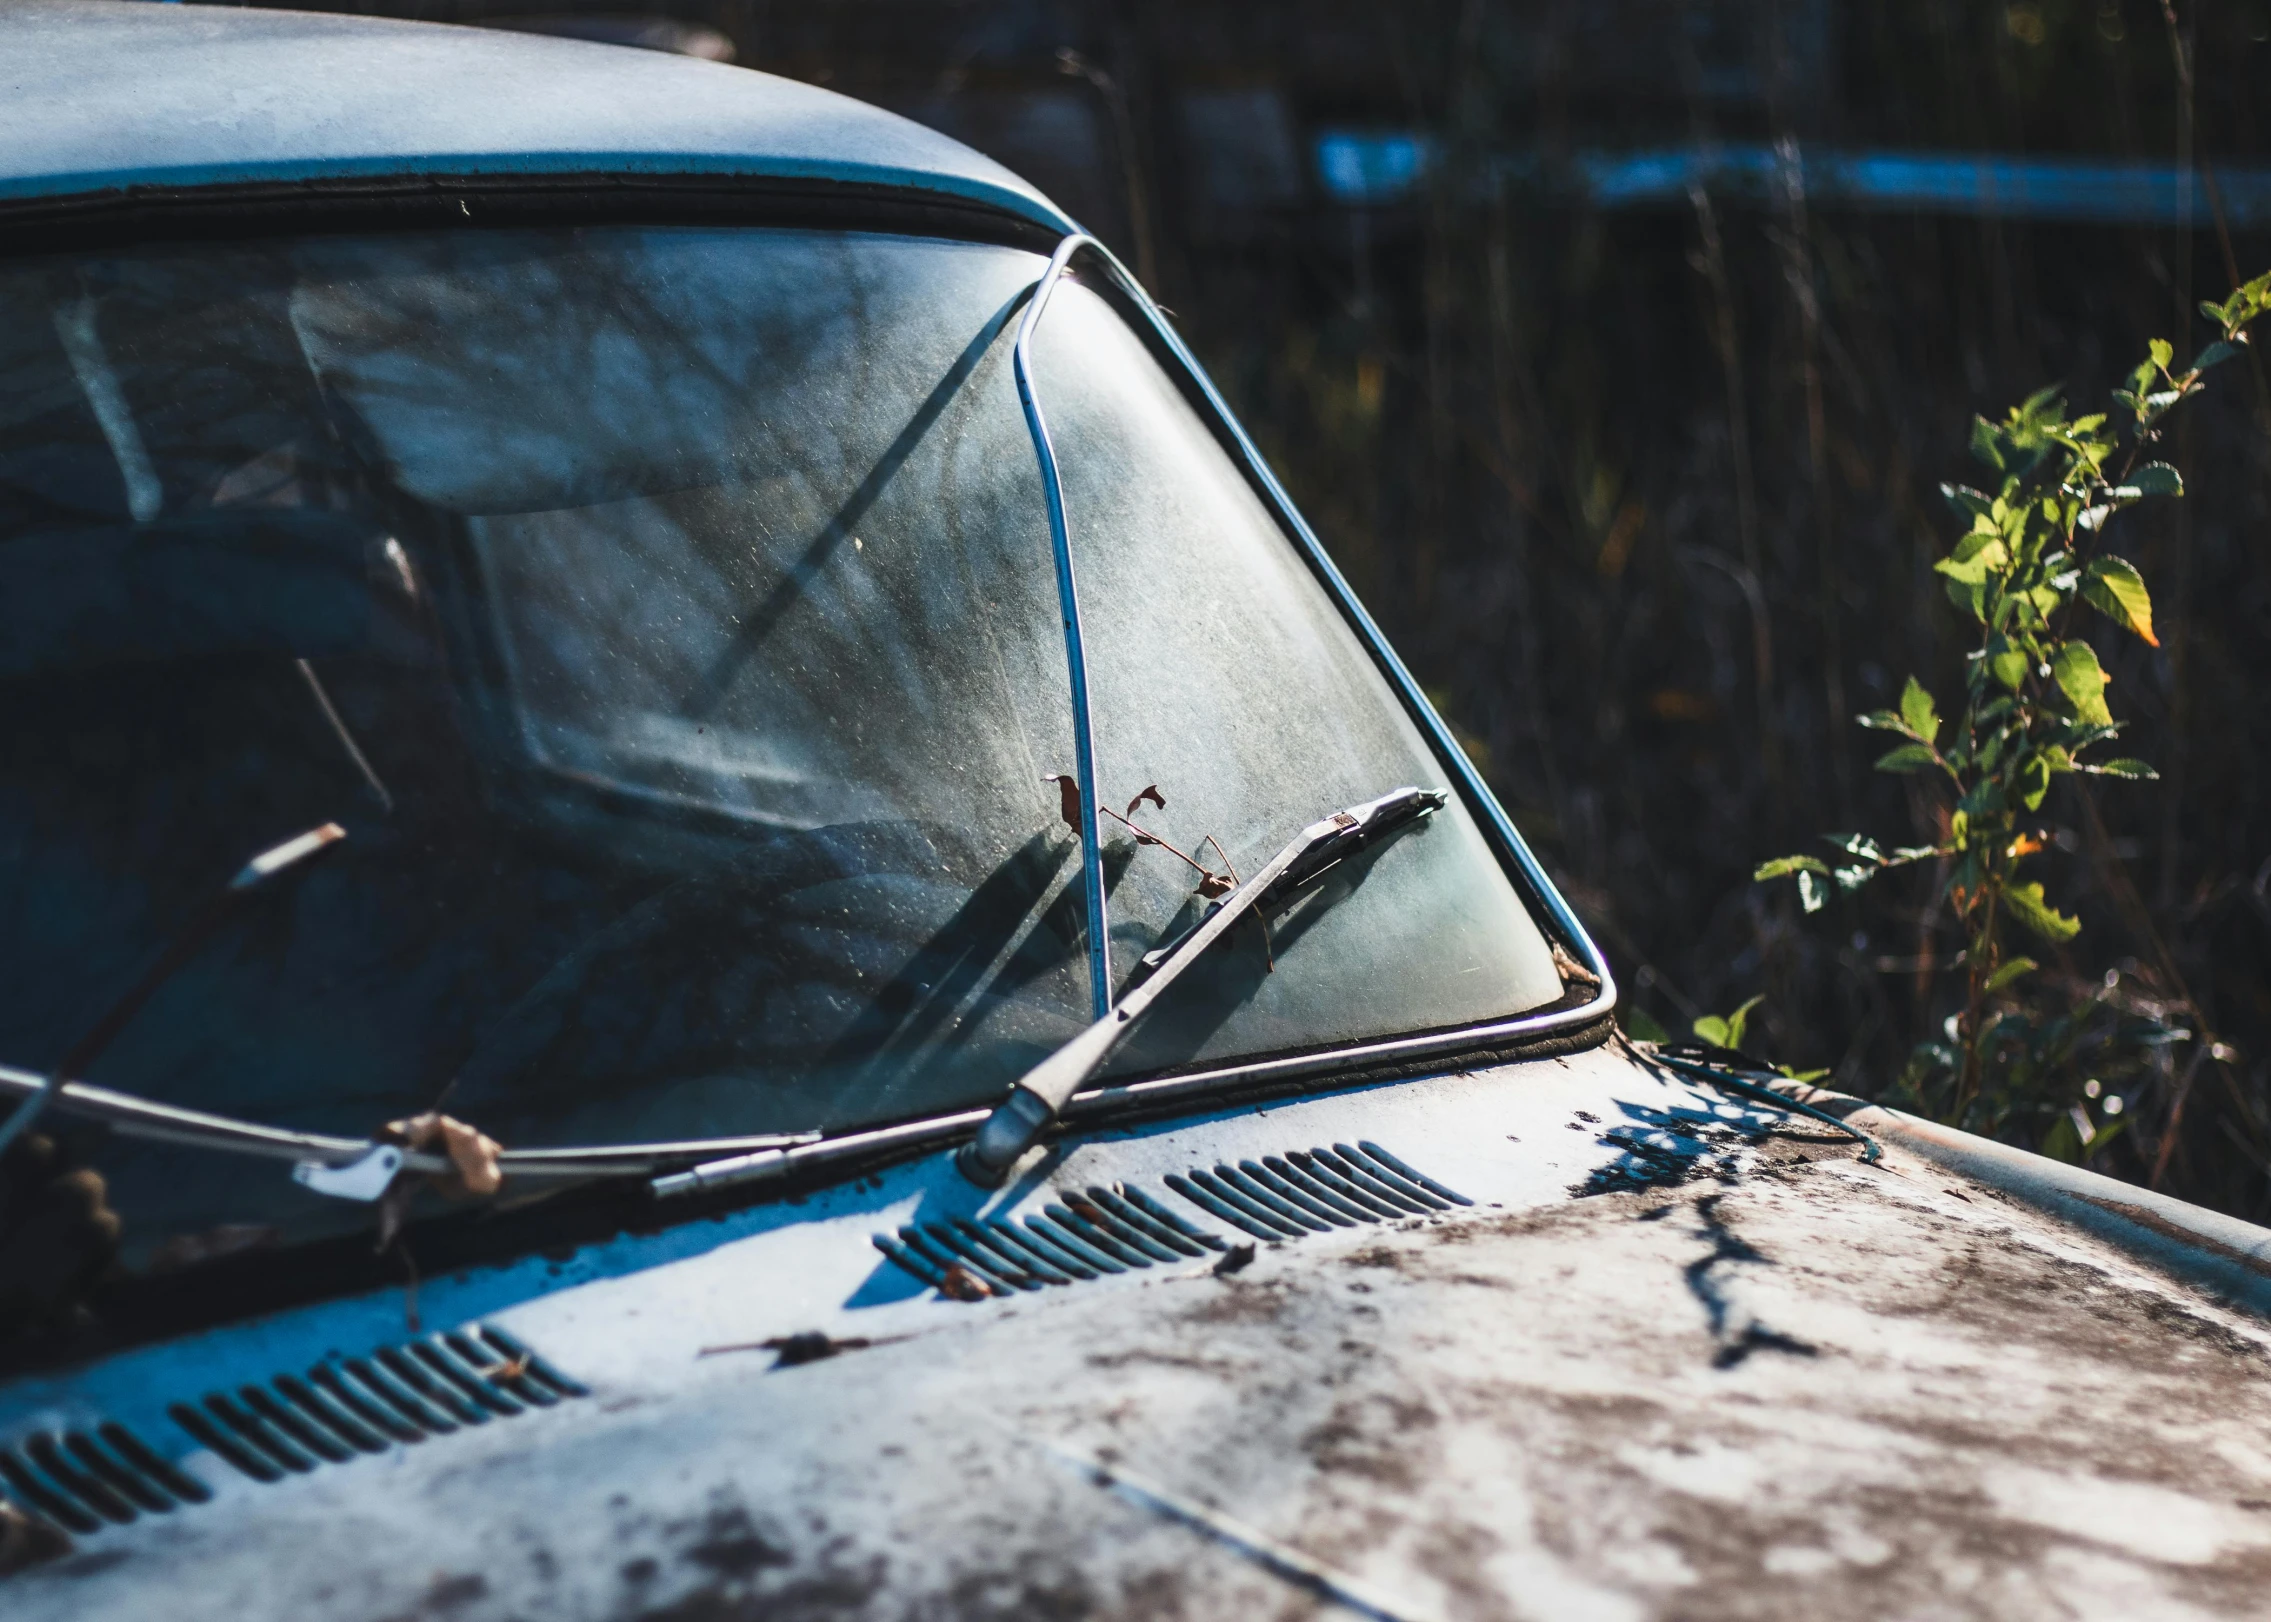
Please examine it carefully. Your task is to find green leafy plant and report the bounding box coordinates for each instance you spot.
[1691,994,1762,1055]
[1756,271,2271,1129]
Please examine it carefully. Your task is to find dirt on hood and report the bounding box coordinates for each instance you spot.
[24,1135,2271,1622]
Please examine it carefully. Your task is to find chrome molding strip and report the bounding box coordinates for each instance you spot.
[1013,233,1114,1020]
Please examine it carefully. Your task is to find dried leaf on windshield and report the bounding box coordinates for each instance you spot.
[1043,772,1083,832]
[1126,784,1166,816]
[385,1111,504,1196]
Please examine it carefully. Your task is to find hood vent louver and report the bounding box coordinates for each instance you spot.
[167,1325,584,1485]
[0,1324,580,1564]
[0,1423,207,1536]
[876,1142,1469,1299]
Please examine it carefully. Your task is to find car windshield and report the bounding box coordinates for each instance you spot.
[0,222,1562,1272]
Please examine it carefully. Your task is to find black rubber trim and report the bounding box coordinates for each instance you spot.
[0,172,1065,260]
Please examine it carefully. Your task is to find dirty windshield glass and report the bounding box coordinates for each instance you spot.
[0,225,1562,1273]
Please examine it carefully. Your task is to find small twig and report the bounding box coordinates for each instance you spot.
[1101,806,1220,887]
[1204,835,1272,969]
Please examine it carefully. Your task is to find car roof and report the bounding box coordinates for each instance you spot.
[0,0,1075,233]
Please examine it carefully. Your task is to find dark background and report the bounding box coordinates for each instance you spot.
[268,0,2271,1217]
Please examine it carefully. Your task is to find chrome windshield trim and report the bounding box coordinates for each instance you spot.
[1013,232,1113,1019]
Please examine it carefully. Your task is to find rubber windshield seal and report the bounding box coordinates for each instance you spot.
[0,172,1067,258]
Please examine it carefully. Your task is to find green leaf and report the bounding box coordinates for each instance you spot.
[1620,1004,1670,1044]
[1934,533,2008,585]
[2003,880,2081,944]
[1945,574,1989,623]
[1897,677,1939,746]
[1797,869,1827,913]
[2082,757,2159,780]
[2040,1111,2083,1165]
[2018,752,2052,811]
[1754,855,1832,880]
[2081,555,2158,646]
[2129,462,2184,497]
[2149,337,2174,371]
[1873,743,1942,775]
[1988,637,2029,692]
[1969,415,2006,471]
[1693,994,1765,1055]
[1984,957,2038,994]
[1833,866,1873,893]
[2196,339,2242,370]
[2052,641,2113,727]
[1940,483,1992,516]
[1856,709,1907,733]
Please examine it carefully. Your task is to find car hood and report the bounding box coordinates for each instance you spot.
[10,1044,2271,1620]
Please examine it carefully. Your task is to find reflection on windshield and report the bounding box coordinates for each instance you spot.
[0,226,1561,1278]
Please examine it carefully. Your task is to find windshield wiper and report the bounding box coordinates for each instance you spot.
[954,785,1447,1187]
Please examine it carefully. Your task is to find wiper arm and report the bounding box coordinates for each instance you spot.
[955,785,1447,1187]
[0,820,820,1193]
[0,822,346,1164]
[0,1063,817,1187]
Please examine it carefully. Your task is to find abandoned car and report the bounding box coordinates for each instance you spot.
[5,5,2271,1618]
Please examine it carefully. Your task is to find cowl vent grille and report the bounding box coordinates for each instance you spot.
[875,1183,1226,1297]
[0,1323,581,1562]
[168,1324,584,1483]
[0,1423,207,1535]
[876,1142,1469,1299]
[1170,1142,1471,1238]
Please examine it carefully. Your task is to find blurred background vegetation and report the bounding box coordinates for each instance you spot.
[291,0,2271,1218]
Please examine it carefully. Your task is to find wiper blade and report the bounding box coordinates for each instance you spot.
[955,785,1447,1187]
